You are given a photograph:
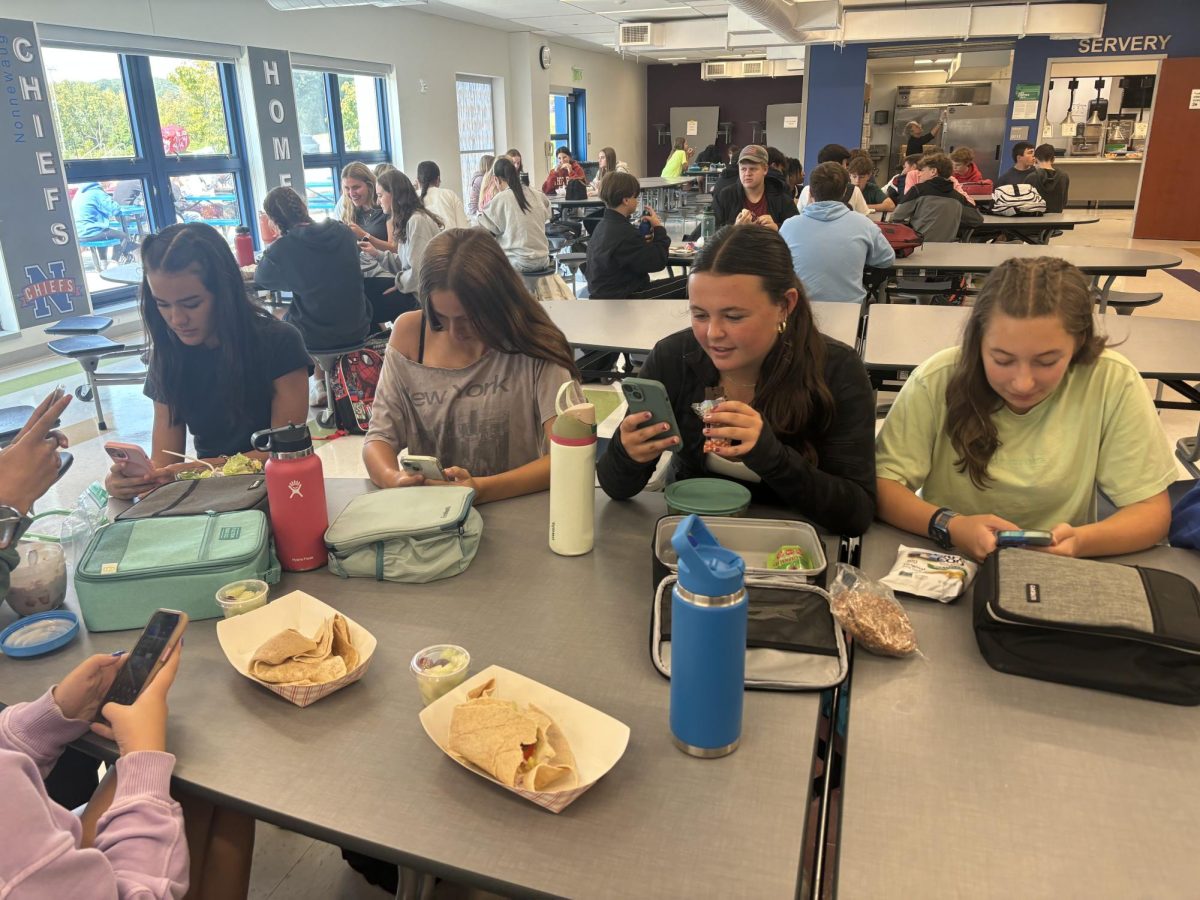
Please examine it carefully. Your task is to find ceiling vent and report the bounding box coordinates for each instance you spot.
[618,22,663,48]
[702,61,730,79]
[740,59,766,76]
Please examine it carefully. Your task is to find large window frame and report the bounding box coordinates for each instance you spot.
[54,50,254,308]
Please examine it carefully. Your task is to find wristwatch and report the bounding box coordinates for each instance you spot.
[0,505,25,550]
[928,507,958,550]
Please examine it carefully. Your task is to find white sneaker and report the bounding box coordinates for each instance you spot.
[310,380,328,408]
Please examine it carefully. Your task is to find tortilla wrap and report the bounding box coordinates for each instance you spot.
[249,614,355,685]
[447,680,578,791]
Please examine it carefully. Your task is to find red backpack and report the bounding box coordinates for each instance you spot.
[876,221,923,258]
[958,179,994,197]
[331,347,383,435]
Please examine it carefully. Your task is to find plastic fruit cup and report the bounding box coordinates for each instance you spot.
[410,644,470,706]
[216,579,269,618]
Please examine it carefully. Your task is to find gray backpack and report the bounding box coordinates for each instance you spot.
[991,183,1046,216]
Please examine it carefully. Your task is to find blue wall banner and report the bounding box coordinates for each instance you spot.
[0,18,91,329]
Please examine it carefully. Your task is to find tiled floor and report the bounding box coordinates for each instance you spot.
[3,209,1196,899]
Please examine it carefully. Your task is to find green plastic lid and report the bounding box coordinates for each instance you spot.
[665,478,752,516]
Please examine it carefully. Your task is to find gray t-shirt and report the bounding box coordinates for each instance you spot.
[365,345,572,477]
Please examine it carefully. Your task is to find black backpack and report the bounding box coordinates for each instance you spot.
[565,179,587,201]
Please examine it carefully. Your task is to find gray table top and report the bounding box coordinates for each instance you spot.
[1,481,835,899]
[545,298,861,355]
[861,305,1200,381]
[548,196,605,207]
[977,212,1100,228]
[839,524,1200,898]
[638,176,699,190]
[97,263,144,286]
[892,242,1181,274]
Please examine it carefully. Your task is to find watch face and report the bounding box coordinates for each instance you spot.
[540,45,551,69]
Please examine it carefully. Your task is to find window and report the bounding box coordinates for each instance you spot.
[295,70,390,220]
[455,76,496,201]
[46,47,253,307]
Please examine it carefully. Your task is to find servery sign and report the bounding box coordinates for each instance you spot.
[1077,35,1171,54]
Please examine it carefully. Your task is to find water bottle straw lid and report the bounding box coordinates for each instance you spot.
[671,515,745,598]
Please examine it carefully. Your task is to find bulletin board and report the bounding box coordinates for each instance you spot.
[669,106,720,149]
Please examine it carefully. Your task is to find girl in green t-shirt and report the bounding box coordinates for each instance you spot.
[875,256,1176,560]
[660,137,694,178]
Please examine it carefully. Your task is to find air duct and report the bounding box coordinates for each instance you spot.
[727,0,842,42]
[266,0,426,10]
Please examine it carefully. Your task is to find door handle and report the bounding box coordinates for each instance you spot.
[994,144,1001,161]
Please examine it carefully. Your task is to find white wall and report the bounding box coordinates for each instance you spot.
[548,43,647,177]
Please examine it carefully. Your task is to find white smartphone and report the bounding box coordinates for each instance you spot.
[401,455,445,481]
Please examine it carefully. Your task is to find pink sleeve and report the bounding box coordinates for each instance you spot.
[904,170,920,193]
[0,689,91,778]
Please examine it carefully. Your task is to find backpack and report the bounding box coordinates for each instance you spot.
[958,178,994,197]
[876,221,923,258]
[1170,482,1200,550]
[991,183,1046,216]
[331,346,383,435]
[565,179,588,201]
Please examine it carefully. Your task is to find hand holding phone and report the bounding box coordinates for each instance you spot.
[105,441,154,479]
[995,530,1055,548]
[400,455,446,482]
[619,377,682,465]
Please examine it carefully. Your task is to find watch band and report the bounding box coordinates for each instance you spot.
[928,507,958,550]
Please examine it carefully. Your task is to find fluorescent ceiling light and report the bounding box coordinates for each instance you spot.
[915,58,934,64]
[935,57,953,63]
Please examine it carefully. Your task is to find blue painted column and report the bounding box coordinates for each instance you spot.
[802,43,868,176]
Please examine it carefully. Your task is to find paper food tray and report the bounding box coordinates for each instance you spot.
[216,590,377,708]
[419,665,631,813]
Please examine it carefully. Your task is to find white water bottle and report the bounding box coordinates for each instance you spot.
[549,381,596,556]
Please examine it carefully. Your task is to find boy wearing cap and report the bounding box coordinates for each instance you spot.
[711,144,799,230]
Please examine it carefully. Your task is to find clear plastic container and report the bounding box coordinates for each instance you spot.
[410,644,470,706]
[216,579,269,618]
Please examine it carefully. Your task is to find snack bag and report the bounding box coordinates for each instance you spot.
[693,389,731,455]
[767,545,815,571]
[828,563,918,658]
[879,545,978,603]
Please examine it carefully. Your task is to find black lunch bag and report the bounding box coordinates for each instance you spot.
[973,548,1200,705]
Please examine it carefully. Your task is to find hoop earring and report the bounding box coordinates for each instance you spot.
[777,321,786,335]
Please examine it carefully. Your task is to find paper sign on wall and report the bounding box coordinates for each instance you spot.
[1190,89,1200,110]
[686,120,698,136]
[1061,123,1077,137]
[1009,126,1029,142]
[1012,100,1039,120]
[783,115,799,129]
[1134,122,1149,138]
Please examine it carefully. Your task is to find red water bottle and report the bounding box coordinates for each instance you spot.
[235,225,255,267]
[251,423,328,571]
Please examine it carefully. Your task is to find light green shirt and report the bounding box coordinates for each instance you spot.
[875,347,1177,529]
[661,149,687,178]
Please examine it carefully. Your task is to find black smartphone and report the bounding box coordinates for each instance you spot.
[995,530,1054,548]
[97,609,188,716]
[53,451,73,484]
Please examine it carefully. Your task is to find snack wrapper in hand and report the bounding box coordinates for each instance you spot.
[693,390,731,455]
[828,563,919,658]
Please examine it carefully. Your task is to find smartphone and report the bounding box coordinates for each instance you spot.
[995,530,1054,548]
[97,609,188,716]
[105,441,154,479]
[401,455,446,481]
[53,451,74,484]
[621,377,680,444]
[638,218,653,236]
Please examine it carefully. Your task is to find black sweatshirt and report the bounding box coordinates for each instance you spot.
[597,329,877,535]
[585,208,670,298]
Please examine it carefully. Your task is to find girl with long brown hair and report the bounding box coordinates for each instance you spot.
[876,256,1175,559]
[597,224,876,535]
[362,228,580,503]
[359,169,444,321]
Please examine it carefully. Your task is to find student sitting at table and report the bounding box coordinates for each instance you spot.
[780,163,895,304]
[255,187,372,351]
[466,154,494,217]
[995,141,1038,189]
[661,137,695,179]
[338,161,388,242]
[362,228,579,503]
[892,153,983,242]
[766,146,791,192]
[589,146,631,193]
[416,160,470,230]
[949,147,986,185]
[785,158,804,201]
[105,223,310,500]
[1030,143,1070,213]
[360,169,444,318]
[712,146,740,193]
[71,181,135,265]
[505,148,528,184]
[875,256,1176,560]
[475,157,552,274]
[847,156,894,213]
[712,145,799,231]
[885,154,923,203]
[373,162,396,179]
[586,172,688,300]
[796,145,870,215]
[597,225,877,536]
[542,146,587,195]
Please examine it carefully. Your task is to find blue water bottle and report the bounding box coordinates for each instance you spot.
[669,515,747,758]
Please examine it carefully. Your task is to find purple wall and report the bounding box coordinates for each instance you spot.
[645,64,804,173]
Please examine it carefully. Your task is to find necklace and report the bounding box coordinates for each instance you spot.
[721,376,756,388]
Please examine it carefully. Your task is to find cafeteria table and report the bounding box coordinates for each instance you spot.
[548,196,604,221]
[833,524,1200,897]
[637,175,699,214]
[0,482,838,900]
[968,211,1100,244]
[890,243,1181,311]
[545,298,862,357]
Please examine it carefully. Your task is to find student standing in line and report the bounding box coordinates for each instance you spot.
[585,172,687,300]
[711,145,799,231]
[362,228,579,503]
[105,223,310,500]
[875,256,1176,560]
[475,157,552,274]
[360,170,444,315]
[1030,144,1070,213]
[995,141,1039,188]
[660,137,695,178]
[467,154,494,217]
[542,146,586,195]
[796,144,871,215]
[597,225,877,536]
[416,160,471,230]
[780,163,895,304]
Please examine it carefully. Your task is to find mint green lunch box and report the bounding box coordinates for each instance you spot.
[75,510,280,631]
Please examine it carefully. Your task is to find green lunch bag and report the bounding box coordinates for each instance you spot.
[324,485,483,583]
[75,510,280,631]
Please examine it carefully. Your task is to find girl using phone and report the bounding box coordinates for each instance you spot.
[597,225,877,536]
[359,170,444,320]
[875,256,1176,560]
[105,223,310,500]
[362,228,579,503]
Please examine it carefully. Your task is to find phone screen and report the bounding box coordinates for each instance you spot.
[102,611,182,708]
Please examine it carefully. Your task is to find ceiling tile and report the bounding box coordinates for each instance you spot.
[565,0,689,14]
[513,14,618,33]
